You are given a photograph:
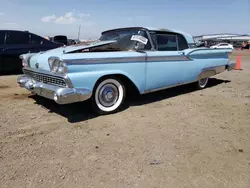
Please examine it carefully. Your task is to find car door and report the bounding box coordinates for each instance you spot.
[2,31,31,71]
[0,31,6,72]
[145,32,193,91]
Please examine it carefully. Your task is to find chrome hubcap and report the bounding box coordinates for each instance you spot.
[199,78,207,86]
[98,84,119,107]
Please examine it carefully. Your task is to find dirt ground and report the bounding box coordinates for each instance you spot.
[0,50,250,188]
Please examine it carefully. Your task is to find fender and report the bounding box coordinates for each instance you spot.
[198,65,226,80]
[67,69,145,94]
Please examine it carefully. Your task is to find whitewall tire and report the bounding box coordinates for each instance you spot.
[197,77,209,89]
[92,78,126,114]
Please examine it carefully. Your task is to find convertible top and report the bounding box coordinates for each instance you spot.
[102,26,195,45]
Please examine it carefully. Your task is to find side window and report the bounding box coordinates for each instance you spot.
[6,31,30,44]
[150,32,157,48]
[0,31,6,44]
[139,31,151,50]
[156,33,177,51]
[177,34,189,50]
[30,34,51,44]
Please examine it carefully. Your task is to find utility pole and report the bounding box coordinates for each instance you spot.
[78,25,81,40]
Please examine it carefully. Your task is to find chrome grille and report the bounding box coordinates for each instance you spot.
[23,70,67,87]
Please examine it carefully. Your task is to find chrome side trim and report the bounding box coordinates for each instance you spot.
[65,55,191,65]
[143,80,196,94]
[66,57,145,64]
[22,67,74,88]
[147,56,190,62]
[186,48,233,56]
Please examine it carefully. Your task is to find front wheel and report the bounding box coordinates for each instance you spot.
[92,78,126,115]
[197,77,209,89]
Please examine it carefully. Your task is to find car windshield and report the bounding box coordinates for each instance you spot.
[98,29,151,51]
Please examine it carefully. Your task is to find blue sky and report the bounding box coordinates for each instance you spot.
[0,0,249,39]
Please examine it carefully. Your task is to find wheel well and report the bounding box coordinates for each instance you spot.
[95,74,140,96]
[198,70,216,80]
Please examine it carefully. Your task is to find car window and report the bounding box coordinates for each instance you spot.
[54,35,67,41]
[53,35,68,45]
[99,29,151,51]
[0,31,6,44]
[156,33,177,51]
[30,34,52,44]
[6,31,30,44]
[177,34,189,50]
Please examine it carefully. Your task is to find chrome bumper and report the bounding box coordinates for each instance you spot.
[17,75,92,104]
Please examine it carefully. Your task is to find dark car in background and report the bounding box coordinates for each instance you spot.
[0,30,62,73]
[50,35,68,45]
[67,39,77,45]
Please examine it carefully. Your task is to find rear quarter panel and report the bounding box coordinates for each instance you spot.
[183,48,232,81]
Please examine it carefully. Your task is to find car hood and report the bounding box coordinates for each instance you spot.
[27,40,117,70]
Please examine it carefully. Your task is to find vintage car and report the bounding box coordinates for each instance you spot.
[17,27,236,114]
[0,30,62,72]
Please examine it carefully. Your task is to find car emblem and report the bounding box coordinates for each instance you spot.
[35,63,39,68]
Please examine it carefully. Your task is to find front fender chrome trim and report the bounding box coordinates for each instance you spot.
[65,55,191,65]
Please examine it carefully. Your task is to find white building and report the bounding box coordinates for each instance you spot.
[193,33,242,42]
[194,33,250,42]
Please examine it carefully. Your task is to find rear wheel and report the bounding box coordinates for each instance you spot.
[197,77,209,89]
[92,78,126,115]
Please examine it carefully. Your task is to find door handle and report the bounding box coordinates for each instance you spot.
[178,52,185,55]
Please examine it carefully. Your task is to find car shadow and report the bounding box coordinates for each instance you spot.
[127,78,231,106]
[0,70,23,76]
[29,78,230,123]
[30,95,96,123]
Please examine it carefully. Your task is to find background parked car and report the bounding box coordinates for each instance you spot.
[0,30,62,73]
[210,43,234,49]
[50,35,68,45]
[67,39,77,45]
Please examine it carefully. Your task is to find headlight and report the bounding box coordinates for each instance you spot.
[20,55,28,67]
[48,57,67,74]
[22,59,28,67]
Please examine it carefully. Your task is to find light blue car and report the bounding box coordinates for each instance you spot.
[17,27,236,114]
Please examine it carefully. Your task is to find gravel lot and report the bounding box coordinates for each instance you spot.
[0,51,250,188]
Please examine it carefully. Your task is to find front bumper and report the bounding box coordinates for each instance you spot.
[17,75,92,105]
